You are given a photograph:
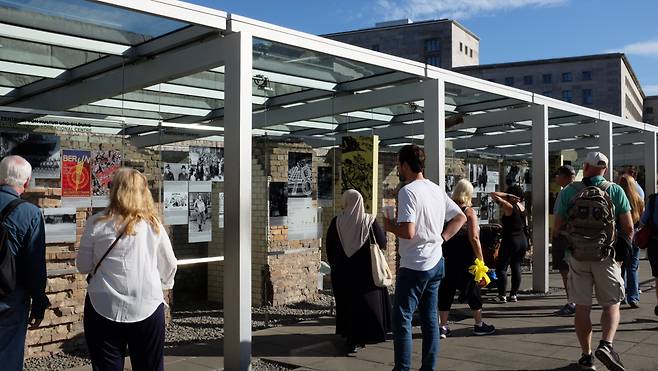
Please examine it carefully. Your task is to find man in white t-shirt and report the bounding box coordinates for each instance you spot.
[384,145,466,371]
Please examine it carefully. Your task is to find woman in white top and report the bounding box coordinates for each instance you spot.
[77,168,177,371]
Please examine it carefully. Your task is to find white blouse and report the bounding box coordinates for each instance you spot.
[76,214,177,323]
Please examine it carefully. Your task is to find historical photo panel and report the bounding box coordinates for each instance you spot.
[288,152,312,197]
[164,181,189,225]
[0,132,61,179]
[61,149,92,208]
[91,148,122,207]
[43,208,77,244]
[189,147,224,181]
[188,181,212,243]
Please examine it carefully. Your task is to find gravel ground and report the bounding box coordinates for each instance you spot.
[25,292,334,371]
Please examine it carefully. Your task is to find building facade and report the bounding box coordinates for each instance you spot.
[645,96,658,124]
[454,54,645,122]
[323,19,479,69]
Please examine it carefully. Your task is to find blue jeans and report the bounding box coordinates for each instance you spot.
[0,298,29,371]
[621,245,641,303]
[392,258,444,371]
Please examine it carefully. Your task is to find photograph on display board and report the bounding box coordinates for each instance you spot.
[485,171,499,193]
[341,136,376,213]
[43,208,77,244]
[317,167,333,200]
[288,152,312,197]
[61,149,91,208]
[163,163,189,181]
[189,147,224,181]
[91,147,122,207]
[469,164,488,192]
[269,182,288,217]
[0,132,60,179]
[218,192,224,229]
[287,197,319,240]
[188,181,212,243]
[505,164,528,187]
[163,181,188,225]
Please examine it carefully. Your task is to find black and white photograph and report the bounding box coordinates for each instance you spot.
[269,182,288,217]
[189,146,224,182]
[485,170,499,193]
[287,197,319,240]
[43,208,77,244]
[164,181,189,225]
[188,181,212,243]
[162,163,190,181]
[469,163,488,192]
[218,192,224,229]
[288,152,312,197]
[505,164,527,187]
[445,175,458,194]
[317,167,333,200]
[0,132,61,179]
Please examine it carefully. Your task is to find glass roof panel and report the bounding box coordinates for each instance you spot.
[0,72,42,88]
[0,36,105,69]
[446,82,522,113]
[0,0,188,45]
[253,38,392,84]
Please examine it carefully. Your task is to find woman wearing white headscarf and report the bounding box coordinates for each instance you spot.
[326,189,390,354]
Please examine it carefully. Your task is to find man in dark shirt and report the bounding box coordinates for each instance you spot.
[0,155,49,370]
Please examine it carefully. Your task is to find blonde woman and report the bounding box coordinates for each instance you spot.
[439,179,495,338]
[618,174,644,308]
[76,168,177,371]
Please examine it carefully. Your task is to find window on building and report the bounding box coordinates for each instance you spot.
[465,45,469,55]
[562,90,573,103]
[542,74,552,84]
[460,42,463,52]
[582,70,592,81]
[562,72,573,82]
[425,55,441,67]
[372,44,380,52]
[504,77,514,86]
[647,107,655,114]
[470,49,473,58]
[523,75,533,85]
[582,89,593,105]
[542,91,552,98]
[425,38,440,52]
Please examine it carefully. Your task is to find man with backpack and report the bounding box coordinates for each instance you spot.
[0,156,49,370]
[553,152,633,371]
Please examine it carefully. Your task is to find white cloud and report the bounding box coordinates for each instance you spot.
[612,40,658,58]
[375,0,567,20]
[645,85,658,95]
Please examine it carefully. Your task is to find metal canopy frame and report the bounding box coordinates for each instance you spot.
[1,1,657,370]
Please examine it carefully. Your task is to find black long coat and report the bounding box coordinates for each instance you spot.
[326,218,391,345]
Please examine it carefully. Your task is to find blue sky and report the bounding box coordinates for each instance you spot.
[190,0,658,95]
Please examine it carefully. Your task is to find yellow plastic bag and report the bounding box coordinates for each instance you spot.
[468,258,491,287]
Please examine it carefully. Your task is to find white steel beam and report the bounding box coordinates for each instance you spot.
[253,81,426,128]
[223,31,252,371]
[424,79,445,186]
[93,0,228,29]
[531,105,549,293]
[645,131,657,196]
[598,120,613,180]
[9,36,229,112]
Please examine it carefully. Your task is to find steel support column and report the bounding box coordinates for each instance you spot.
[598,120,613,180]
[531,105,549,293]
[645,131,657,196]
[223,31,252,371]
[423,78,445,187]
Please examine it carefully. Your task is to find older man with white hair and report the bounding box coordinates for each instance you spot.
[0,155,49,371]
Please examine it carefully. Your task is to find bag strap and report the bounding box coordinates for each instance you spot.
[368,224,376,245]
[0,199,26,223]
[91,228,126,277]
[597,181,612,193]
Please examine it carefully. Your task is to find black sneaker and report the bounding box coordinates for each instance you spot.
[554,303,576,316]
[595,343,624,371]
[473,322,496,336]
[578,353,596,370]
[439,325,451,339]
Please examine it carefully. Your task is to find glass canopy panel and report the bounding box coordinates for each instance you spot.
[0,72,42,88]
[0,36,105,69]
[0,0,188,45]
[446,82,523,114]
[253,38,393,84]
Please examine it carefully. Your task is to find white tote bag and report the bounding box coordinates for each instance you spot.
[369,228,393,287]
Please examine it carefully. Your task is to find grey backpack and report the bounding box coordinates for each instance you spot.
[563,181,616,261]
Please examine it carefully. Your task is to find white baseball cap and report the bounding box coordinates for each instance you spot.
[584,152,608,168]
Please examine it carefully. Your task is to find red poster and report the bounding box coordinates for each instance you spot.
[61,149,91,197]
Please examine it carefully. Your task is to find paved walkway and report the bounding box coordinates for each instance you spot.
[66,260,658,371]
